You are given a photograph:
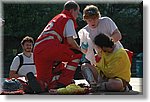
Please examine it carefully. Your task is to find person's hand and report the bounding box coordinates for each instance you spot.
[95,54,101,63]
[81,42,88,54]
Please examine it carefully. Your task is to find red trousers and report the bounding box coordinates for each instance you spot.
[34,39,82,89]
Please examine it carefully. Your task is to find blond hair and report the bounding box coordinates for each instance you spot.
[83,5,101,20]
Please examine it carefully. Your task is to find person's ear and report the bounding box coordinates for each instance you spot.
[70,9,74,13]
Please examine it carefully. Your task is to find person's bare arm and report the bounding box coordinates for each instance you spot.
[111,29,122,42]
[67,36,81,51]
[9,70,20,79]
[9,70,28,80]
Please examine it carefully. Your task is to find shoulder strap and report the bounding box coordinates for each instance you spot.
[16,54,23,74]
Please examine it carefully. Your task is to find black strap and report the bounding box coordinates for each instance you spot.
[23,63,35,65]
[16,54,35,74]
[16,55,23,74]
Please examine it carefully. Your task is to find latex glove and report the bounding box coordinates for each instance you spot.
[80,54,86,63]
[81,42,88,54]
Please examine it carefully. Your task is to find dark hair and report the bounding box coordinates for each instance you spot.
[21,36,34,45]
[94,33,114,48]
[64,0,79,11]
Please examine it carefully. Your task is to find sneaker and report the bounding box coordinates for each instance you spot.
[90,83,98,92]
[26,72,42,93]
[91,83,106,92]
[128,84,132,90]
[124,84,132,92]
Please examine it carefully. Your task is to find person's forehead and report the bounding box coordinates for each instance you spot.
[24,41,33,44]
[86,18,97,21]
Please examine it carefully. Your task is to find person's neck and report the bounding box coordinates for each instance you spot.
[108,44,116,53]
[61,10,77,29]
[23,52,32,57]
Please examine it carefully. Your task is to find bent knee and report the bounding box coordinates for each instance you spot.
[107,79,124,91]
[81,63,91,70]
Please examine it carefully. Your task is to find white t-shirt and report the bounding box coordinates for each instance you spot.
[78,17,123,65]
[64,19,78,38]
[10,53,36,76]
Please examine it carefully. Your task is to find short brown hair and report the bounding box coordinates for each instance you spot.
[21,36,34,45]
[64,0,79,11]
[83,5,100,20]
